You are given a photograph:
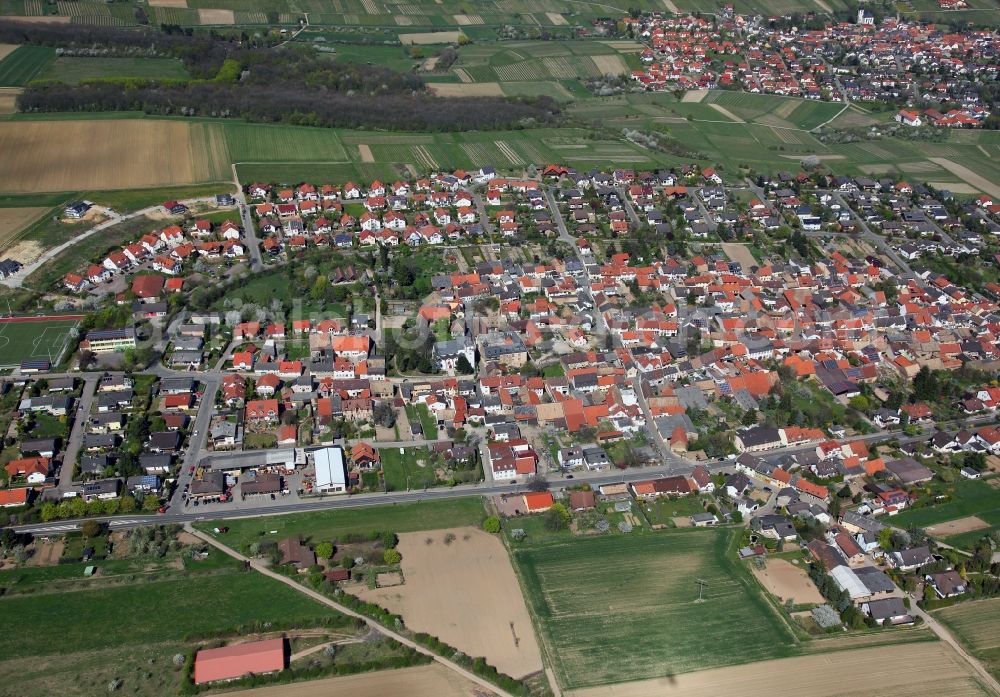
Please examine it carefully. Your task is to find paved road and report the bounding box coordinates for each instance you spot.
[187,524,516,697]
[56,374,99,495]
[232,165,263,271]
[829,190,917,281]
[168,376,220,510]
[15,416,969,536]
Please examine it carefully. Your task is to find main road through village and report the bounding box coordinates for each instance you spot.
[12,413,985,537]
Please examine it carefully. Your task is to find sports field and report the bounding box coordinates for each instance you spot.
[0,315,81,367]
[512,529,796,690]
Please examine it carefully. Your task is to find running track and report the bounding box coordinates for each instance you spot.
[0,315,84,323]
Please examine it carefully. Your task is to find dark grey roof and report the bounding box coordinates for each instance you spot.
[854,566,896,594]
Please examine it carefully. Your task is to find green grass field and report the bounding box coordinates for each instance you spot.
[890,478,1000,530]
[223,122,349,162]
[0,550,363,697]
[0,317,79,366]
[934,598,1000,681]
[450,41,631,85]
[0,570,328,660]
[380,446,440,491]
[0,45,56,86]
[39,57,189,83]
[196,497,486,553]
[512,528,796,689]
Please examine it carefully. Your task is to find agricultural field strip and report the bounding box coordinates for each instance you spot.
[513,530,796,690]
[567,641,988,697]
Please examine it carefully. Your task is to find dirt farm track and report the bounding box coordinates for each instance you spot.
[217,664,481,697]
[0,121,229,192]
[569,642,988,697]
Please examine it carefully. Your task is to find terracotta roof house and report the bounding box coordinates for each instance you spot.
[245,399,280,422]
[0,488,31,507]
[523,491,554,512]
[194,638,287,684]
[131,275,165,299]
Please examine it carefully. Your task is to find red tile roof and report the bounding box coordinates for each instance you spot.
[194,639,286,684]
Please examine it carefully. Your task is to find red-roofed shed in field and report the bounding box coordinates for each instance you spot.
[194,639,287,684]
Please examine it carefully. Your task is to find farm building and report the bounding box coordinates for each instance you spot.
[194,638,287,684]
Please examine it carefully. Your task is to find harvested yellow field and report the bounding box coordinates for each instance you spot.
[358,144,375,163]
[428,82,504,97]
[773,99,799,119]
[546,11,568,24]
[929,158,1000,198]
[148,0,187,6]
[0,88,20,115]
[601,40,645,52]
[927,182,981,194]
[682,89,709,103]
[0,120,229,192]
[453,13,483,24]
[0,44,18,61]
[592,54,627,75]
[926,516,990,537]
[357,527,543,679]
[399,31,465,44]
[218,665,480,697]
[0,208,49,250]
[570,642,985,697]
[198,8,234,23]
[780,154,845,161]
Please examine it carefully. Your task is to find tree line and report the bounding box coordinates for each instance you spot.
[2,21,561,131]
[19,80,558,132]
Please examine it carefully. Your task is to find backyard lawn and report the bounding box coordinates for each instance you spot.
[381,446,440,491]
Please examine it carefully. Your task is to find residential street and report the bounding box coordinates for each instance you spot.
[55,373,98,495]
[1,196,228,288]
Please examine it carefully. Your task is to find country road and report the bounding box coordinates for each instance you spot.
[910,602,1000,696]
